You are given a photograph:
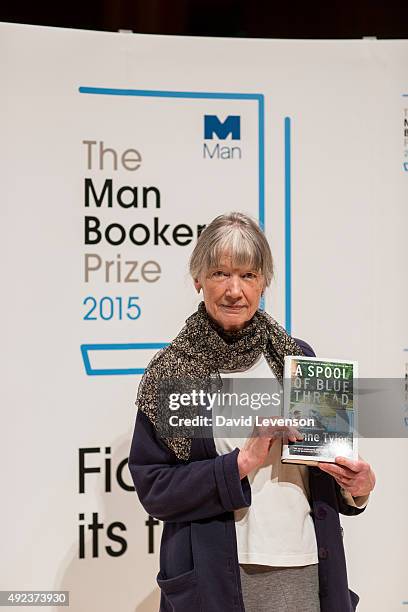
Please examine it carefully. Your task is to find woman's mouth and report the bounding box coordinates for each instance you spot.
[220,305,245,312]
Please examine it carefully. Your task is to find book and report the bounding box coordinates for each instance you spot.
[281,355,358,465]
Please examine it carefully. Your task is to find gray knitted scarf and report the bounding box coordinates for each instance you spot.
[136,301,304,461]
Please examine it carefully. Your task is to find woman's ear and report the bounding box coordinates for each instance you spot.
[194,278,201,293]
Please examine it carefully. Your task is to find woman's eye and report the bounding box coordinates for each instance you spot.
[243,272,256,279]
[213,270,226,277]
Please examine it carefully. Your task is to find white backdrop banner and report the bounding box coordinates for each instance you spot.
[1,23,407,612]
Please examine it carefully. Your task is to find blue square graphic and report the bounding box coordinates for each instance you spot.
[78,86,272,375]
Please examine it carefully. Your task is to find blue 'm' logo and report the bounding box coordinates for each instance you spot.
[204,115,241,140]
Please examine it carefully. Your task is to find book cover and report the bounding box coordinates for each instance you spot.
[281,356,358,465]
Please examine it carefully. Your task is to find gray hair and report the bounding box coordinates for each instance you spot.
[189,212,273,286]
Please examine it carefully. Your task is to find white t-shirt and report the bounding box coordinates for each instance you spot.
[213,354,318,567]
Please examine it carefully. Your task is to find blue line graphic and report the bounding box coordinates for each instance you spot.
[258,95,265,230]
[78,85,268,375]
[79,86,261,101]
[80,343,169,376]
[258,96,265,330]
[284,117,292,335]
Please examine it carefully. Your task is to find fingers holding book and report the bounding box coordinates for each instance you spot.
[318,455,376,497]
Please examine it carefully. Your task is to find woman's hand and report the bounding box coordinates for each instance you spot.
[237,422,303,479]
[318,456,376,497]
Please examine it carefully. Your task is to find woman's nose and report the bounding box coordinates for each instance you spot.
[225,275,243,297]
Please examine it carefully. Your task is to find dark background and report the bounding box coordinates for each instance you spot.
[1,0,407,39]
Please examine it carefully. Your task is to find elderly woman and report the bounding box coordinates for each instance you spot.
[128,212,375,612]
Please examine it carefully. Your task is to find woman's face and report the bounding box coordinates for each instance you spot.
[194,253,265,331]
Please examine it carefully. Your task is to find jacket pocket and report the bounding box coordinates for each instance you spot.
[157,568,201,611]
